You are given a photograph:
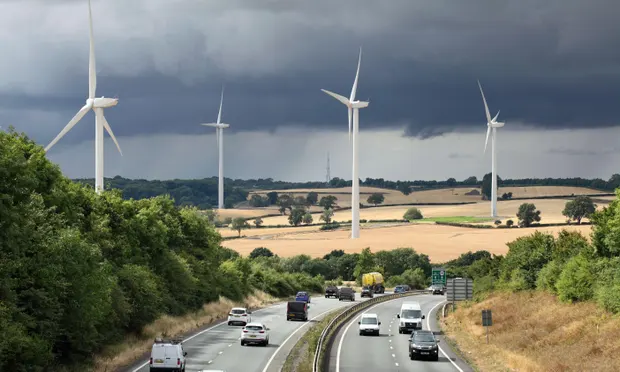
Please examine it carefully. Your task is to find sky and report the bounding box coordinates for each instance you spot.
[1,0,620,182]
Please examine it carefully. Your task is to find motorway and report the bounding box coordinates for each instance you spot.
[327,294,474,372]
[127,292,385,372]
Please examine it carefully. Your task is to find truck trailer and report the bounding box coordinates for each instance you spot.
[362,272,385,294]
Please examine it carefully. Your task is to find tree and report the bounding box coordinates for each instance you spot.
[397,183,411,195]
[506,219,514,228]
[320,208,334,224]
[288,206,306,226]
[319,195,338,210]
[302,213,314,225]
[463,176,478,185]
[366,193,385,206]
[249,247,274,259]
[293,195,308,207]
[501,192,513,200]
[481,172,502,200]
[231,217,250,237]
[277,194,293,215]
[516,203,541,227]
[353,247,375,283]
[446,178,457,187]
[562,196,596,224]
[403,207,423,220]
[306,191,319,205]
[254,217,263,228]
[266,191,279,205]
[249,194,269,207]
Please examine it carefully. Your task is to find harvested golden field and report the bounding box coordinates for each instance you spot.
[221,223,592,262]
[217,225,319,238]
[441,291,620,372]
[215,208,278,220]
[257,197,607,226]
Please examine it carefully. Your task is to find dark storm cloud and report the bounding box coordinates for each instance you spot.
[2,0,620,145]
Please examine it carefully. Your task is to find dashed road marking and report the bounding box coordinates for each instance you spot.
[392,353,396,358]
[207,360,213,364]
[218,351,223,355]
[395,363,399,367]
[390,346,393,350]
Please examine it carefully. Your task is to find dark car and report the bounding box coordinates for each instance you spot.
[325,285,339,298]
[430,285,444,295]
[338,287,355,301]
[394,285,410,294]
[409,330,440,361]
[286,301,308,321]
[361,286,374,298]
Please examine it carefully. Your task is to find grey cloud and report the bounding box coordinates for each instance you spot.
[1,0,620,147]
[448,153,473,159]
[547,148,620,156]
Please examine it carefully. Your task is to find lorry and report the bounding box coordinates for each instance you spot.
[362,272,385,294]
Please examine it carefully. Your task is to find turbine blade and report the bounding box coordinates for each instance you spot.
[88,0,96,99]
[492,110,500,122]
[101,112,122,156]
[348,107,352,142]
[321,89,350,106]
[202,123,218,128]
[217,86,224,124]
[350,47,362,101]
[45,104,91,152]
[477,80,491,124]
[484,126,491,154]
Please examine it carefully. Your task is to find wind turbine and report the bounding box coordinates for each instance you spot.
[478,80,504,218]
[45,0,122,194]
[201,87,230,210]
[321,47,369,239]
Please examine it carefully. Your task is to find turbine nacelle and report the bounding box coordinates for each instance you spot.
[202,123,229,129]
[93,97,118,108]
[351,101,369,109]
[489,121,504,128]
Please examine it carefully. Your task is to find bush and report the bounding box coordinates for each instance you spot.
[320,222,341,231]
[403,207,423,220]
[556,254,594,303]
[535,260,564,294]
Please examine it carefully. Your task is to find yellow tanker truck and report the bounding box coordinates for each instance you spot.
[362,272,385,294]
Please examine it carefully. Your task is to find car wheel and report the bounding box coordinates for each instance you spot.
[399,329,402,334]
[240,341,245,346]
[227,321,231,326]
[410,353,415,360]
[434,354,439,361]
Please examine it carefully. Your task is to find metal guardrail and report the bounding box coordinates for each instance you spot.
[312,290,427,372]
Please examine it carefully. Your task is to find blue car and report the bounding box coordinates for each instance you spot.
[295,291,311,303]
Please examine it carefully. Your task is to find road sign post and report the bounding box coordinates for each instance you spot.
[482,309,492,344]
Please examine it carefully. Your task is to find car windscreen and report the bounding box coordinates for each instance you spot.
[340,288,353,293]
[245,325,263,331]
[413,333,435,342]
[361,317,377,324]
[297,292,307,296]
[231,309,246,314]
[402,309,422,318]
[288,302,306,312]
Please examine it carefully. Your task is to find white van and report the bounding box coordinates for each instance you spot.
[149,338,187,372]
[358,313,381,336]
[397,302,425,334]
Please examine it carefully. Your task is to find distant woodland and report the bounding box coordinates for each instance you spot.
[73,174,620,209]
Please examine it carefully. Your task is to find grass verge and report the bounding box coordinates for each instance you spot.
[92,291,278,372]
[440,291,620,372]
[282,309,343,372]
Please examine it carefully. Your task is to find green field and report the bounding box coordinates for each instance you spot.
[421,216,493,223]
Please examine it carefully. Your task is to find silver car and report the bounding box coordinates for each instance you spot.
[240,322,270,346]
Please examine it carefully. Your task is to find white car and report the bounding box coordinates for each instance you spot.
[227,307,251,326]
[240,322,270,346]
[358,313,381,336]
[149,338,187,372]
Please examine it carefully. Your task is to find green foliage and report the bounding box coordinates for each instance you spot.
[266,191,279,205]
[535,259,564,294]
[562,196,596,224]
[306,191,319,205]
[249,194,270,207]
[366,193,385,206]
[318,195,338,210]
[231,217,250,236]
[500,232,554,289]
[249,247,275,259]
[302,213,314,225]
[481,172,502,200]
[403,207,423,220]
[353,248,375,283]
[277,194,293,215]
[319,221,341,231]
[516,203,542,227]
[254,217,264,227]
[320,208,334,224]
[386,268,428,289]
[556,254,594,303]
[289,206,307,226]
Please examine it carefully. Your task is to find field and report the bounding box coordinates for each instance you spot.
[441,291,620,371]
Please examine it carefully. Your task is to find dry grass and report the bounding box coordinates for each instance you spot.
[215,208,278,219]
[222,223,593,262]
[92,291,278,372]
[217,225,320,238]
[441,291,620,372]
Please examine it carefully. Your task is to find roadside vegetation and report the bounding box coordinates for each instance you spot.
[436,190,620,371]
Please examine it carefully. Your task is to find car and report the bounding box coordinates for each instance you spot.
[430,285,445,295]
[360,286,374,298]
[286,301,308,321]
[227,307,252,326]
[338,287,355,301]
[325,285,339,298]
[397,302,425,333]
[240,322,270,346]
[295,291,311,303]
[408,330,439,361]
[358,313,381,336]
[149,337,187,372]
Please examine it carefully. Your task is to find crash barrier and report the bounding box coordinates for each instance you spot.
[312,290,427,372]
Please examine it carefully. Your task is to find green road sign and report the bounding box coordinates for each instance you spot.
[431,268,446,286]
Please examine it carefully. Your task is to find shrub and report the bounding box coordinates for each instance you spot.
[556,254,594,303]
[535,260,564,294]
[320,222,341,231]
[403,207,423,220]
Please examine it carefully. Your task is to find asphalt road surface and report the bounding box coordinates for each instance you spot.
[328,294,474,372]
[128,292,387,372]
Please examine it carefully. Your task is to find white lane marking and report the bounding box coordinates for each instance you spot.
[228,344,232,347]
[218,351,223,355]
[395,362,399,367]
[261,307,340,372]
[207,360,213,364]
[427,301,464,372]
[336,296,414,372]
[392,353,395,358]
[390,346,393,350]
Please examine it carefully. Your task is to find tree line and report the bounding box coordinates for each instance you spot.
[437,191,620,314]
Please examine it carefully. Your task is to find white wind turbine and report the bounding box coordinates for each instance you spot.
[478,80,504,218]
[201,87,230,210]
[321,47,369,239]
[45,0,122,194]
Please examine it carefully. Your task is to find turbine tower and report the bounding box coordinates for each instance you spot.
[45,0,122,194]
[478,80,504,218]
[326,152,331,185]
[202,87,230,210]
[321,48,369,239]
